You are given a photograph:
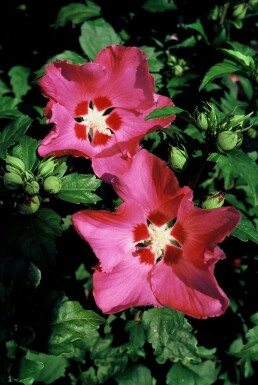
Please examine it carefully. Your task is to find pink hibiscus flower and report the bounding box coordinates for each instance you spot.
[37,45,175,182]
[72,150,241,319]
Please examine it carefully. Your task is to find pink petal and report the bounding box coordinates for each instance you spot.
[38,60,108,113]
[113,149,191,215]
[37,103,94,158]
[93,258,160,314]
[171,194,241,267]
[151,254,229,319]
[72,200,147,272]
[94,45,154,110]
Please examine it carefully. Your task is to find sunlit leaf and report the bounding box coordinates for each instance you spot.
[8,65,31,99]
[166,361,218,385]
[142,307,199,364]
[199,62,240,91]
[58,173,102,204]
[47,300,105,355]
[55,1,101,27]
[79,18,121,60]
[231,215,258,244]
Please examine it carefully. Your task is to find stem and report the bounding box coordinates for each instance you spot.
[219,2,230,25]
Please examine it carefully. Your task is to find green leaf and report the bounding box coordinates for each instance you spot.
[8,65,31,99]
[143,0,177,12]
[0,95,21,118]
[145,106,197,126]
[185,19,209,44]
[167,361,218,385]
[12,135,40,172]
[27,351,68,384]
[199,62,240,91]
[125,320,146,359]
[55,1,101,27]
[46,300,105,355]
[79,18,121,60]
[220,49,254,68]
[234,325,258,361]
[0,78,11,95]
[227,149,258,206]
[231,215,258,244]
[142,307,199,364]
[8,208,63,271]
[140,46,164,73]
[0,115,32,159]
[58,173,102,204]
[16,356,44,385]
[115,364,153,385]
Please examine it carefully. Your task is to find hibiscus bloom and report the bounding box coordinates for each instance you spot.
[38,45,175,182]
[72,150,241,318]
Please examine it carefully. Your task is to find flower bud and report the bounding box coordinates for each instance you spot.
[43,176,62,194]
[24,180,40,196]
[232,3,248,20]
[37,158,56,179]
[197,112,209,131]
[174,64,184,76]
[169,146,188,172]
[201,192,225,209]
[216,131,241,151]
[3,172,23,190]
[18,195,40,215]
[6,155,25,175]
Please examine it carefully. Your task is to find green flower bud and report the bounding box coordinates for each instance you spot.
[18,195,40,215]
[216,131,241,151]
[197,112,209,131]
[169,146,188,172]
[24,180,40,196]
[232,3,248,20]
[209,104,218,131]
[43,176,62,194]
[3,172,23,190]
[37,158,56,179]
[6,155,25,175]
[201,192,225,209]
[174,64,184,76]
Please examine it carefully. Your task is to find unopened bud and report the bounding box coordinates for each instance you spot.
[174,65,184,76]
[216,131,242,151]
[18,195,40,215]
[37,158,56,179]
[24,180,40,196]
[201,192,225,209]
[43,176,62,194]
[169,146,188,172]
[197,112,209,131]
[3,172,23,190]
[232,3,248,20]
[6,155,25,175]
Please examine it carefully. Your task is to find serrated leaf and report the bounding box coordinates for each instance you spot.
[12,135,40,172]
[231,215,258,244]
[79,18,121,60]
[55,1,101,27]
[58,173,102,204]
[8,65,31,99]
[142,307,199,364]
[115,364,152,385]
[0,115,32,159]
[234,325,258,361]
[0,95,21,118]
[46,300,105,355]
[26,351,68,384]
[199,62,240,91]
[227,149,258,206]
[166,361,218,385]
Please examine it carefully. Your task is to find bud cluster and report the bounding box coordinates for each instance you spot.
[195,102,253,152]
[2,154,64,215]
[167,54,190,77]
